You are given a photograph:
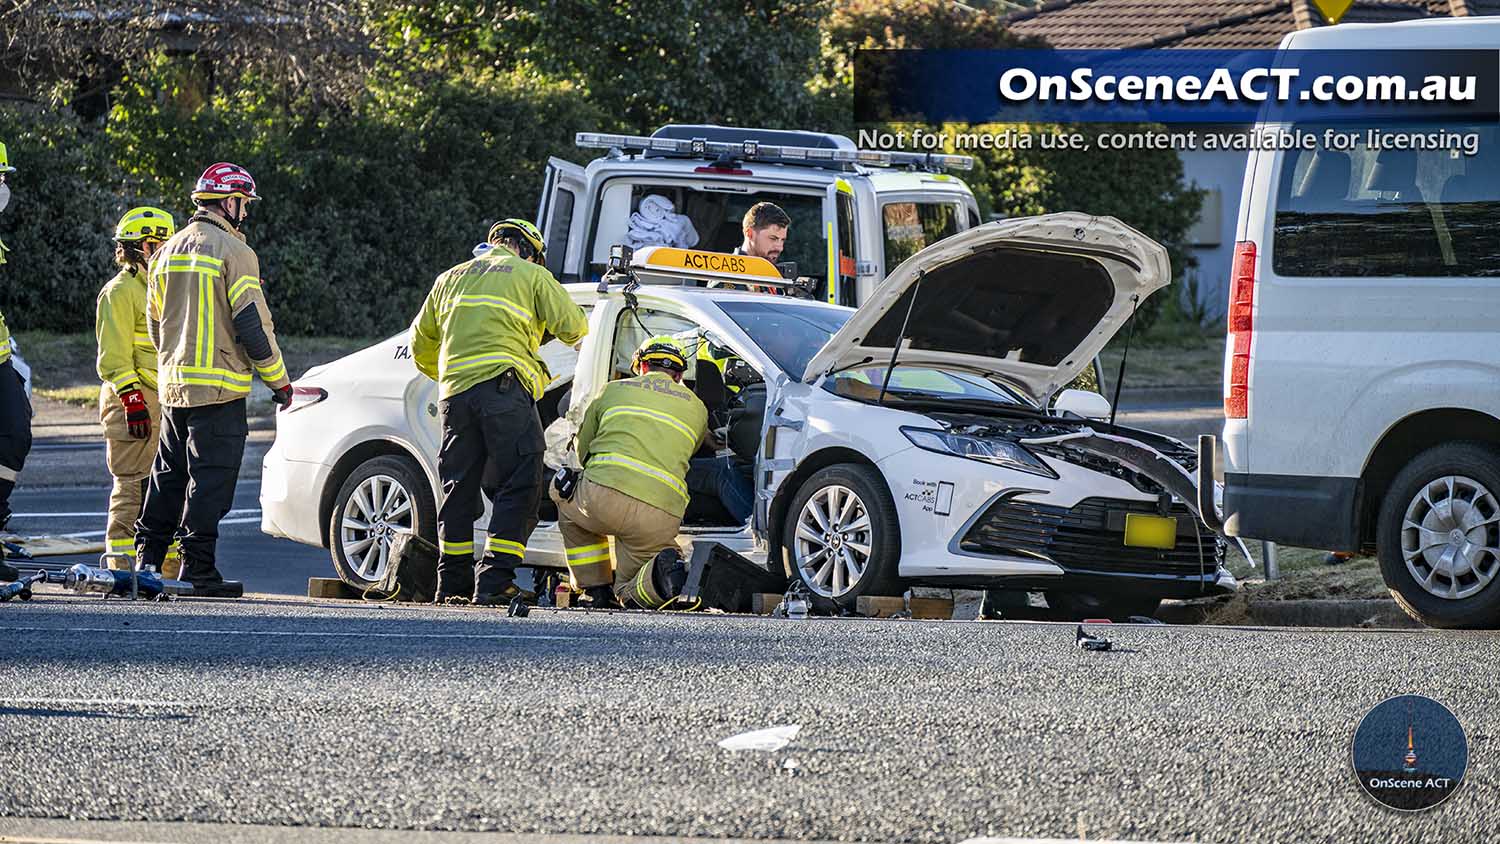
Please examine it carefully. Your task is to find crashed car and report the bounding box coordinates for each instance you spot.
[261,212,1235,616]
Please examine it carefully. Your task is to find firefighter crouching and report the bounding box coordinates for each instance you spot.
[135,163,292,596]
[97,207,180,576]
[411,218,588,605]
[552,336,708,609]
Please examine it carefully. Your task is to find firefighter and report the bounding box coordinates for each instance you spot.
[0,141,30,582]
[96,206,179,574]
[411,218,588,605]
[135,163,292,595]
[551,335,708,609]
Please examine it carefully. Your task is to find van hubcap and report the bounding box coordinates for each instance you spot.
[1401,475,1500,600]
[794,485,872,598]
[340,474,414,582]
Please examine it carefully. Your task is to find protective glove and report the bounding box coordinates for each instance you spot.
[120,389,151,440]
[271,383,294,410]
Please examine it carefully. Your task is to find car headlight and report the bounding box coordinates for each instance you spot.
[900,426,1057,478]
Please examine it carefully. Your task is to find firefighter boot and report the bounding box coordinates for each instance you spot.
[650,547,688,602]
[180,554,243,598]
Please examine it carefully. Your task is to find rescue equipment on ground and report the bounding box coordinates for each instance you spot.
[1076,625,1112,651]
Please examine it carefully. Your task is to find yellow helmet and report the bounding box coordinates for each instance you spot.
[634,335,688,374]
[0,141,14,173]
[487,218,546,261]
[114,206,177,243]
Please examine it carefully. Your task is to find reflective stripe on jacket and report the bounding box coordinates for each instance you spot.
[147,214,289,407]
[96,268,158,394]
[0,308,9,366]
[575,372,708,519]
[410,245,588,400]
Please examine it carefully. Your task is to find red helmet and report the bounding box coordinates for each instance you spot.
[192,162,260,202]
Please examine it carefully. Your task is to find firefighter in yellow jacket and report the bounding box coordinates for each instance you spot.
[551,336,708,609]
[135,163,292,595]
[411,218,588,605]
[96,206,179,575]
[0,141,27,582]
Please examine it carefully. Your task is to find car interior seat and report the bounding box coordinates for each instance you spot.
[1364,148,1443,273]
[1293,149,1352,210]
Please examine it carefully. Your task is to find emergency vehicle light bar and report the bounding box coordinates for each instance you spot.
[575,132,974,172]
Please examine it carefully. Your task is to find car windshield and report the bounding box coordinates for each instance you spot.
[716,299,851,377]
[827,365,1028,407]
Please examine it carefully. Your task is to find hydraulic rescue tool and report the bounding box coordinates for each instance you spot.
[53,563,192,600]
[0,571,45,601]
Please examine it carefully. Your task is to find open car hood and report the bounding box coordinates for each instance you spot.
[801,213,1170,403]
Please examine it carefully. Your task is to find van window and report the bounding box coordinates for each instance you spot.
[544,188,575,276]
[882,201,961,271]
[589,181,823,285]
[1273,123,1500,277]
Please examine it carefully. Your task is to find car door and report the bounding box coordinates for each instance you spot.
[537,157,586,280]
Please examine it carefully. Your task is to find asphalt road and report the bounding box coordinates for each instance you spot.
[7,479,330,596]
[0,599,1495,844]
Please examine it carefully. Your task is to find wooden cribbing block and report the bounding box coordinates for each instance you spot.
[307,577,358,600]
[908,597,954,619]
[554,589,574,609]
[856,595,906,618]
[751,593,783,615]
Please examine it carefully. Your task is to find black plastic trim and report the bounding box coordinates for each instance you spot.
[1223,472,1360,551]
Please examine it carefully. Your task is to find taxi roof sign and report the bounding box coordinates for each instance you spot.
[630,246,787,286]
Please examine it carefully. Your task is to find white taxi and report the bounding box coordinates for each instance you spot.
[261,213,1235,616]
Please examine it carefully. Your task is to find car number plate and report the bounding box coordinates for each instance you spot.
[1123,513,1178,550]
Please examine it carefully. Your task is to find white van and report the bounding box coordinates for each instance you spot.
[1204,18,1500,628]
[537,125,981,306]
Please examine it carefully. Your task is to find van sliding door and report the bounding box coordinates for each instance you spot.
[538,157,586,279]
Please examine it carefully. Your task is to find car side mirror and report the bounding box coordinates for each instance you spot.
[1052,389,1111,421]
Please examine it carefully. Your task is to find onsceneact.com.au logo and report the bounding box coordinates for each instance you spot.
[1351,694,1468,812]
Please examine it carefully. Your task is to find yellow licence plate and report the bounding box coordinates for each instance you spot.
[1124,513,1178,550]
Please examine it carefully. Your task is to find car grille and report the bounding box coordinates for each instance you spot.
[959,496,1220,576]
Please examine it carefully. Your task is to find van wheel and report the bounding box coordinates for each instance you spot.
[1377,443,1500,629]
[329,455,437,589]
[783,464,901,608]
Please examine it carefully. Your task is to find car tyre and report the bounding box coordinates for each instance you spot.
[329,454,437,589]
[782,463,901,609]
[1377,442,1500,629]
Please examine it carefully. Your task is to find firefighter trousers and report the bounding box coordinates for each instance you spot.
[135,398,247,580]
[99,384,180,575]
[551,474,683,608]
[0,359,32,531]
[436,370,543,598]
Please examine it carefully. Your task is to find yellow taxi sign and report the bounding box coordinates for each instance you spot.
[632,246,784,284]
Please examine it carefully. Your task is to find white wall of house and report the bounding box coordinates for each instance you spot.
[1179,145,1251,322]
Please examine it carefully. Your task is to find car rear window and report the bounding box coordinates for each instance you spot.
[882,201,961,271]
[1273,123,1500,277]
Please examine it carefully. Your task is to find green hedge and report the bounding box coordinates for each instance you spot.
[1,66,606,336]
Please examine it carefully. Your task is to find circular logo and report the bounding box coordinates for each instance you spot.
[1351,694,1468,812]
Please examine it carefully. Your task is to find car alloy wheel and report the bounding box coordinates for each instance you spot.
[793,484,873,598]
[339,473,414,583]
[1400,474,1500,601]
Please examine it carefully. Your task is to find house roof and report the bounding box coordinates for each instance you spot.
[1004,0,1489,49]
